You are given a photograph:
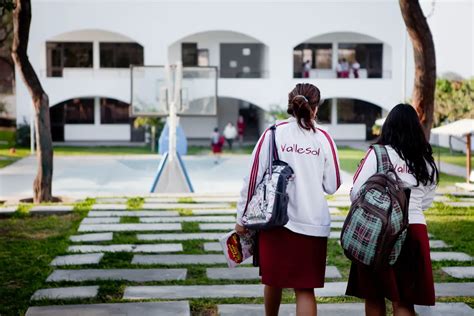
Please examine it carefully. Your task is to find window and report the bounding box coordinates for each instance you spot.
[317,99,331,124]
[100,43,144,68]
[64,98,94,124]
[100,98,130,124]
[220,43,265,78]
[338,43,383,78]
[293,43,332,77]
[336,98,382,139]
[46,42,93,77]
[182,43,198,66]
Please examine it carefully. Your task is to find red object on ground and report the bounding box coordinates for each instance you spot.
[259,227,328,288]
[346,224,435,306]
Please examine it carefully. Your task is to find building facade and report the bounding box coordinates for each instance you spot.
[15,0,473,143]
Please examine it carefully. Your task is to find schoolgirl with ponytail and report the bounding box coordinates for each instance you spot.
[235,83,342,315]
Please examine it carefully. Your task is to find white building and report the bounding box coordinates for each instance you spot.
[14,0,474,143]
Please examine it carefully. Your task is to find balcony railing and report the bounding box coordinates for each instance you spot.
[40,68,131,79]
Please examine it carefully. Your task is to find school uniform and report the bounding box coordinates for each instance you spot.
[236,117,342,288]
[346,146,436,305]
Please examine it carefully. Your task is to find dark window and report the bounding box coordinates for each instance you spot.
[317,99,331,124]
[338,43,383,78]
[182,43,198,66]
[220,43,265,78]
[100,43,144,68]
[100,98,130,124]
[336,98,382,139]
[46,42,93,77]
[0,59,14,93]
[64,98,95,124]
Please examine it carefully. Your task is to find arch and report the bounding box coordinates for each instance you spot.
[51,95,130,108]
[293,31,392,50]
[46,28,144,47]
[169,29,268,48]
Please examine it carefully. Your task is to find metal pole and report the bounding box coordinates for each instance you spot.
[168,62,182,163]
[467,133,472,183]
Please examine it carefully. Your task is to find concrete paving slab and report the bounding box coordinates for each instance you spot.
[50,253,104,266]
[206,266,341,280]
[91,204,127,211]
[25,301,191,316]
[328,201,351,207]
[431,252,472,262]
[435,282,474,297]
[429,240,449,249]
[445,202,474,208]
[31,286,99,300]
[70,232,113,242]
[331,215,346,221]
[132,254,242,265]
[203,242,222,251]
[46,269,187,282]
[441,266,474,279]
[415,303,474,316]
[123,282,347,299]
[218,303,365,316]
[140,216,235,223]
[191,209,236,215]
[137,233,223,241]
[68,244,183,253]
[142,203,232,209]
[330,231,341,239]
[29,205,74,214]
[433,196,451,202]
[0,206,17,215]
[88,210,180,217]
[78,223,181,232]
[82,217,120,224]
[95,197,128,203]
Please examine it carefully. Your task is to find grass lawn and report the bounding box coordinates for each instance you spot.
[0,145,30,169]
[1,200,472,315]
[432,145,472,168]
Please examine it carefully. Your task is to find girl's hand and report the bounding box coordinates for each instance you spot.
[235,223,248,235]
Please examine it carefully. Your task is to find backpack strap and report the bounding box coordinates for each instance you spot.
[268,125,278,173]
[372,144,393,174]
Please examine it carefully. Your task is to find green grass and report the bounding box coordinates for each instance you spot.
[127,197,144,210]
[337,146,366,173]
[53,146,152,156]
[187,145,254,155]
[178,197,196,204]
[432,145,472,168]
[0,145,30,169]
[0,213,86,315]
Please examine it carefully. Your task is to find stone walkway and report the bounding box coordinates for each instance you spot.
[25,196,474,316]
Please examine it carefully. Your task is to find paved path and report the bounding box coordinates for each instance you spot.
[0,155,353,199]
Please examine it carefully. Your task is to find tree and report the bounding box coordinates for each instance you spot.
[399,0,436,139]
[434,78,474,127]
[10,0,54,202]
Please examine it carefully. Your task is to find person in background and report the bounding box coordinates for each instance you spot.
[352,59,360,78]
[340,58,350,78]
[346,104,439,316]
[336,60,342,78]
[210,127,225,164]
[237,115,246,147]
[303,60,311,78]
[223,122,238,150]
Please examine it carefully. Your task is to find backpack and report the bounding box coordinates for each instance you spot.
[242,125,294,230]
[340,145,409,269]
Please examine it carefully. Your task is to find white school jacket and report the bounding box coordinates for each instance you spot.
[236,117,342,237]
[351,146,437,225]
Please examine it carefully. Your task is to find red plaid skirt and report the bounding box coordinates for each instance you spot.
[346,224,435,306]
[258,227,328,289]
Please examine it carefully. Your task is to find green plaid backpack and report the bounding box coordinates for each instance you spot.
[340,145,410,269]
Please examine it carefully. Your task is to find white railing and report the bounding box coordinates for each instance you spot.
[40,68,131,79]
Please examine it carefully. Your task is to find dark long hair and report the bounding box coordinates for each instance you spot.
[287,83,321,132]
[377,103,438,186]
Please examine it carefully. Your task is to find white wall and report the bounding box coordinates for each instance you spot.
[65,124,130,141]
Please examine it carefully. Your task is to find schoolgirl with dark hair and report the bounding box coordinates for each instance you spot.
[347,103,439,316]
[235,83,342,315]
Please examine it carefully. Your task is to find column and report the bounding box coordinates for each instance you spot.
[332,42,338,70]
[94,97,101,126]
[331,98,338,126]
[93,41,100,70]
